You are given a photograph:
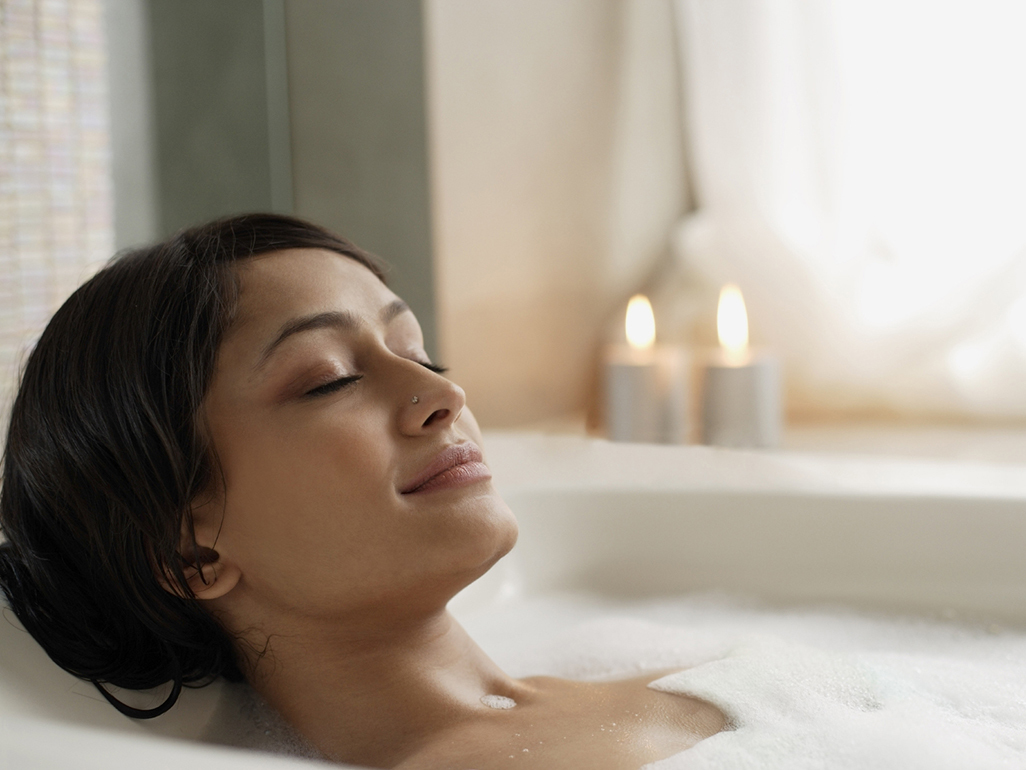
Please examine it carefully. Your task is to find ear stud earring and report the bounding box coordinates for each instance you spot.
[411,395,419,404]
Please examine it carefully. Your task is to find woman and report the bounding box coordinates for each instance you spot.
[0,214,723,768]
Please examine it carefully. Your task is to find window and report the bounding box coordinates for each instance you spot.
[676,0,1026,417]
[0,0,112,414]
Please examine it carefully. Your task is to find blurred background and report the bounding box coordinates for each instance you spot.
[5,0,1026,452]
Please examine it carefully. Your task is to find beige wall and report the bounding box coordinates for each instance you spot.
[425,0,689,427]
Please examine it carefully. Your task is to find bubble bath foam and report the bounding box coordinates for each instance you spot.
[460,592,1026,769]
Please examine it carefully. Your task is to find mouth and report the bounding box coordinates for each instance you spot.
[400,442,491,495]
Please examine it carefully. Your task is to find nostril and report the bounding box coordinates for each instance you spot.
[423,408,449,428]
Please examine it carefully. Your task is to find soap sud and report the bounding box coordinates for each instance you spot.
[481,694,517,709]
[459,593,1026,769]
[206,593,1026,768]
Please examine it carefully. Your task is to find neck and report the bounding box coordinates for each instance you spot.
[241,606,520,767]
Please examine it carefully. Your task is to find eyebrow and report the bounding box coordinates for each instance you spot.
[256,299,412,369]
[381,298,411,324]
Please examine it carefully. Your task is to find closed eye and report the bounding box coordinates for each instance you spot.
[306,362,442,398]
[305,375,362,397]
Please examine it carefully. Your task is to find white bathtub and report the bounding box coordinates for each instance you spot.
[3,434,1026,768]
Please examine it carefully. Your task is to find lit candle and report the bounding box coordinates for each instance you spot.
[701,284,782,448]
[604,295,688,443]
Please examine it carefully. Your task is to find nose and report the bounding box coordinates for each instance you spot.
[399,369,467,436]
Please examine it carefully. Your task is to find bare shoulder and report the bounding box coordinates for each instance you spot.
[395,673,725,770]
[631,669,727,748]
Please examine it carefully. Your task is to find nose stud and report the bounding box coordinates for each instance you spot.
[411,395,419,404]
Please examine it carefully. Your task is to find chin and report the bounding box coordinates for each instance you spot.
[470,492,519,564]
[435,492,518,587]
[482,502,518,567]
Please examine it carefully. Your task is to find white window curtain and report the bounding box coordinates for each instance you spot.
[0,0,113,415]
[673,0,1026,419]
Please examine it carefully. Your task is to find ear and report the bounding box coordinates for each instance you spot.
[159,545,242,601]
[160,487,243,601]
[181,545,242,601]
[167,483,243,600]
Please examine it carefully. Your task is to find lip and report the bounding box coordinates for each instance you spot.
[400,442,491,495]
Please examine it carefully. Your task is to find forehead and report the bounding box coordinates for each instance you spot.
[232,248,394,326]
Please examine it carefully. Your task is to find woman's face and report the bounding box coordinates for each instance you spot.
[196,248,517,621]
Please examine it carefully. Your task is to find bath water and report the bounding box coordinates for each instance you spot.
[457,592,1026,769]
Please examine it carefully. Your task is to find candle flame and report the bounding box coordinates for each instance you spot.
[625,294,656,350]
[717,284,749,356]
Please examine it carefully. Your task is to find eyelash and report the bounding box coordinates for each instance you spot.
[305,361,448,398]
[305,375,362,397]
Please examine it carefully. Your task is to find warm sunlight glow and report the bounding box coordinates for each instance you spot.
[625,294,656,350]
[717,284,749,357]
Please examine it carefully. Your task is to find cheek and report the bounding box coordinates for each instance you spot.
[213,410,398,569]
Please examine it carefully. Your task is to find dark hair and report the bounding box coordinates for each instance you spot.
[0,213,383,716]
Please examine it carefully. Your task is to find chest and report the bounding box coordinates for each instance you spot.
[410,679,724,770]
